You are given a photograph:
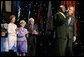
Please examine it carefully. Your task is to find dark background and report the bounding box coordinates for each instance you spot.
[1,0,84,56]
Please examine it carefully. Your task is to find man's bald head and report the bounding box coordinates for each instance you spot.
[59,5,66,13]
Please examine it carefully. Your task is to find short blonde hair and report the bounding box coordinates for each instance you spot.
[68,6,75,12]
[29,18,34,22]
[68,6,75,16]
[20,20,26,25]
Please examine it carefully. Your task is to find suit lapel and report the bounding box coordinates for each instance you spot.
[59,12,66,18]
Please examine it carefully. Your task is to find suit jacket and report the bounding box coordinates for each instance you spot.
[54,12,68,40]
[25,24,38,44]
[67,16,77,40]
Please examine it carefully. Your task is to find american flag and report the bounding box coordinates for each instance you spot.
[28,2,32,23]
[46,1,53,31]
[17,1,20,21]
[17,6,21,21]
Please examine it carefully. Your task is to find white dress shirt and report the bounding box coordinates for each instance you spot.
[68,17,71,25]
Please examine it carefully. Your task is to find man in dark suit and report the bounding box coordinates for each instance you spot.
[66,6,77,56]
[25,18,38,56]
[54,5,68,56]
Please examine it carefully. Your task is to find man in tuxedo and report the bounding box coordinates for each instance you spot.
[54,5,68,56]
[66,6,77,56]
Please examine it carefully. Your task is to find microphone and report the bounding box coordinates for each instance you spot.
[65,10,69,13]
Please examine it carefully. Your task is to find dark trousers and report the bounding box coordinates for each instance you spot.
[54,38,67,56]
[66,39,73,56]
[28,36,37,56]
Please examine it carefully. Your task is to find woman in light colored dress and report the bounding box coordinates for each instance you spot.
[17,20,28,56]
[8,15,17,52]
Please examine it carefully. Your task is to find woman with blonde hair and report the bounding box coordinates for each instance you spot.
[17,20,28,56]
